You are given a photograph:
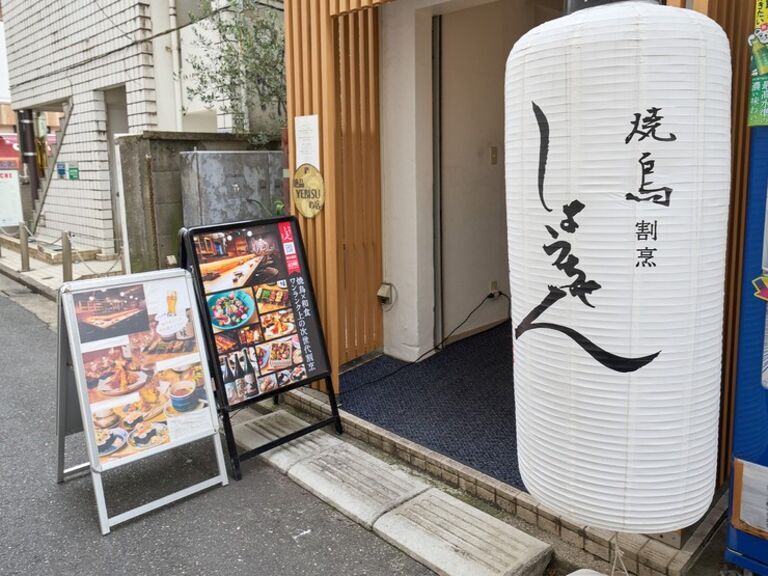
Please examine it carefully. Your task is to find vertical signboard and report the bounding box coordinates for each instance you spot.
[183,216,341,479]
[57,269,228,534]
[749,0,768,126]
[0,134,22,226]
[725,122,768,572]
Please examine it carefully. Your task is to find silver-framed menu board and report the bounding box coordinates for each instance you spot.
[56,268,228,535]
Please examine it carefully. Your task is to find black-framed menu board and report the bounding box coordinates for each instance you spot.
[185,216,331,409]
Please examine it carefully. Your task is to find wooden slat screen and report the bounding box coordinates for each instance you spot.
[285,0,342,390]
[285,1,384,389]
[704,0,755,488]
[336,9,384,364]
[330,0,394,17]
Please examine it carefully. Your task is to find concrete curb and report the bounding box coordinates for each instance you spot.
[281,387,725,576]
[237,409,555,576]
[0,260,57,301]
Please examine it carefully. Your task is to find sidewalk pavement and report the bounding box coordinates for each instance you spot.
[0,270,731,576]
[0,243,122,300]
[0,278,434,576]
[0,273,558,576]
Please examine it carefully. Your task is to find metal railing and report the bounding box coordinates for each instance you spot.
[1,223,123,283]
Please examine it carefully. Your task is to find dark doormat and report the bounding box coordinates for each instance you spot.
[339,322,524,490]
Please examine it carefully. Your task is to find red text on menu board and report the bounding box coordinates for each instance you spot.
[279,222,301,276]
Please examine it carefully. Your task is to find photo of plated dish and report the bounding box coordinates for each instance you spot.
[238,324,262,346]
[252,334,304,375]
[260,309,296,341]
[128,422,170,450]
[214,332,239,354]
[207,289,256,331]
[97,368,147,396]
[253,282,291,314]
[258,374,277,393]
[95,428,128,456]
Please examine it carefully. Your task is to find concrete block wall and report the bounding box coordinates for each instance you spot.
[4,0,160,254]
[117,132,257,273]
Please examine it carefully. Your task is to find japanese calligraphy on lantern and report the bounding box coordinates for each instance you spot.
[514,102,660,374]
[625,107,677,268]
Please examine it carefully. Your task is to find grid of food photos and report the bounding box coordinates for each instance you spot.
[193,225,310,405]
[73,278,215,466]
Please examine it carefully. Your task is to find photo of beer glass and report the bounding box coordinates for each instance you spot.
[166,290,178,316]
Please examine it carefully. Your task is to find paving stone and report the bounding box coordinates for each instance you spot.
[518,506,538,525]
[374,488,553,576]
[667,551,692,576]
[585,526,616,547]
[640,538,676,573]
[561,526,585,548]
[538,514,559,536]
[617,533,650,562]
[288,443,430,529]
[233,410,342,472]
[586,538,612,562]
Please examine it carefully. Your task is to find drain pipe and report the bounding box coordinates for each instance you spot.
[169,0,184,130]
[565,0,659,13]
[18,110,40,204]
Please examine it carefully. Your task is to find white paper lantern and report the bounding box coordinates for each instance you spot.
[505,1,731,533]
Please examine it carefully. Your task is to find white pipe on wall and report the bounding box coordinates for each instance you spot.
[169,0,184,131]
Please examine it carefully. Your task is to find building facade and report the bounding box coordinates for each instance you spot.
[2,0,221,254]
[282,0,754,493]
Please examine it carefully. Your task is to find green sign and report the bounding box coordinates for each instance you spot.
[749,1,768,126]
[68,164,79,180]
[750,76,768,127]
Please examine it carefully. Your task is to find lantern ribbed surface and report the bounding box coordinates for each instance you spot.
[505,2,731,533]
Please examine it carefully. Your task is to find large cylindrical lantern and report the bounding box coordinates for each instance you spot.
[505,1,731,533]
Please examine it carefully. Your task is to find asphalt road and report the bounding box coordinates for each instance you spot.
[0,277,432,576]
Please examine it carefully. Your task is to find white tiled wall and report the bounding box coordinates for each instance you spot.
[4,0,159,254]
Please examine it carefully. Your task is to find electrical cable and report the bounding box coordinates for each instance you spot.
[94,0,137,43]
[12,1,284,90]
[341,290,511,396]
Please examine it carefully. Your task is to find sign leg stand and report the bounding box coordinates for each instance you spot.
[56,301,68,483]
[212,428,229,487]
[56,372,68,484]
[325,377,343,435]
[91,470,111,536]
[220,411,242,481]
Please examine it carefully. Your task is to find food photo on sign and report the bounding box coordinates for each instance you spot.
[190,220,324,407]
[77,277,213,466]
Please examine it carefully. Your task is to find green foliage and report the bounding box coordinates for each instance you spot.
[187,0,286,147]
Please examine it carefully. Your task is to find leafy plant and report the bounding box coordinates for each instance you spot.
[187,0,286,147]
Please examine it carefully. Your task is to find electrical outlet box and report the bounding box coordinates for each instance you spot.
[377,282,393,305]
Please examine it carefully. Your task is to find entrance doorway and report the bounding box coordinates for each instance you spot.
[434,0,561,345]
[344,0,563,490]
